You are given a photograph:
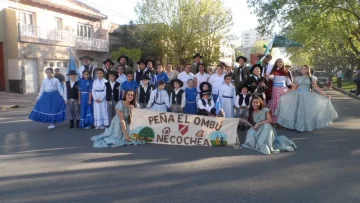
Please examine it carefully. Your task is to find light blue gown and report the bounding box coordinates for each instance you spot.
[91,101,145,147]
[242,108,297,155]
[275,76,338,132]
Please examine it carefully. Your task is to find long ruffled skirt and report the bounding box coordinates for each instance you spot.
[29,91,66,123]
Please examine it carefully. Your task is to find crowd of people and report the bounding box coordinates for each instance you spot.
[28,53,339,155]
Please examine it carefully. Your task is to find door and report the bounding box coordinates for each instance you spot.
[24,59,38,93]
[0,42,5,91]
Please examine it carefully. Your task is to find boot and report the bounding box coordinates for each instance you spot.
[76,120,80,128]
[69,120,74,129]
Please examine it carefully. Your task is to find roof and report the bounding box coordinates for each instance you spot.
[68,0,100,14]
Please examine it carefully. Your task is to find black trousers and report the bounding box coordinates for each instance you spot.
[198,108,216,116]
[337,77,342,88]
[355,80,360,95]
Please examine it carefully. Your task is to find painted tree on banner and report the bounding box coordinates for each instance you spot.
[135,0,233,65]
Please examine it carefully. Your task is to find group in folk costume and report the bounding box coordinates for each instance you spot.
[275,65,338,132]
[29,68,67,129]
[64,70,80,128]
[78,70,94,129]
[233,56,251,95]
[217,74,236,118]
[169,79,185,113]
[147,80,171,112]
[137,75,153,109]
[92,69,109,129]
[77,55,96,79]
[105,71,120,123]
[91,90,146,148]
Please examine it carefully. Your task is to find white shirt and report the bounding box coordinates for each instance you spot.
[195,72,210,92]
[208,73,225,95]
[337,70,342,78]
[170,88,186,108]
[235,93,252,108]
[63,80,77,100]
[110,81,116,95]
[237,66,245,82]
[177,71,194,90]
[116,73,127,84]
[271,75,292,87]
[197,97,215,112]
[37,77,65,101]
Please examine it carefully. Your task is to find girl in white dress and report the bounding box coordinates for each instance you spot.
[147,80,171,112]
[218,74,236,118]
[92,68,109,129]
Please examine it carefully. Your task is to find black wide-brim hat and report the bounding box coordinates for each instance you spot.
[240,85,249,91]
[141,75,150,80]
[199,82,212,92]
[170,79,184,88]
[146,59,154,65]
[103,58,115,66]
[236,56,248,63]
[137,60,146,65]
[201,90,211,95]
[251,63,263,71]
[117,55,128,63]
[193,53,203,59]
[79,55,94,61]
[66,70,77,75]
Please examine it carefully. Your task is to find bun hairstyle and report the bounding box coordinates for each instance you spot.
[45,68,54,73]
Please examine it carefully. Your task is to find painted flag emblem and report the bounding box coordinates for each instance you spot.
[178,124,189,136]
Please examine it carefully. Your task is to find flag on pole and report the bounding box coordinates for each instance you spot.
[257,36,276,64]
[67,48,78,80]
[215,97,222,115]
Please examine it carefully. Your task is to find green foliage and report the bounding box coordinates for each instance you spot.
[250,40,268,54]
[111,47,142,64]
[135,0,233,65]
[247,0,360,70]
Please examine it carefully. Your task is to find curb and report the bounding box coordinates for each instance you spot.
[0,105,25,112]
[332,87,360,100]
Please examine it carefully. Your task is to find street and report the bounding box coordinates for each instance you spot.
[0,90,359,203]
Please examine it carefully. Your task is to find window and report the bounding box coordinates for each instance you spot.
[49,62,54,67]
[54,18,62,29]
[20,11,33,25]
[63,62,68,68]
[77,24,92,37]
[43,61,48,66]
[57,62,62,67]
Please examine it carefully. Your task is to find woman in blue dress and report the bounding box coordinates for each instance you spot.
[242,96,297,155]
[184,79,198,114]
[29,68,67,129]
[275,65,338,132]
[78,70,94,129]
[91,90,146,147]
[153,64,170,88]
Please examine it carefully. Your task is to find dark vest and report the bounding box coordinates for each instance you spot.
[201,98,212,106]
[135,69,150,83]
[66,81,79,100]
[171,89,184,104]
[239,94,251,106]
[139,85,152,103]
[105,81,120,102]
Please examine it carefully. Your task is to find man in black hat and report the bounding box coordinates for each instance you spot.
[78,55,95,79]
[117,55,131,73]
[197,90,216,116]
[103,58,115,80]
[233,56,250,95]
[64,70,80,128]
[191,53,202,74]
[134,60,150,84]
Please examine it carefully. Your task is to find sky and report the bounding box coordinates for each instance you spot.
[79,0,259,46]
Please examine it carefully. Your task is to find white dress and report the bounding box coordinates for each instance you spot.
[147,89,171,112]
[194,72,210,92]
[92,78,109,127]
[177,71,195,90]
[218,83,236,118]
[208,73,225,95]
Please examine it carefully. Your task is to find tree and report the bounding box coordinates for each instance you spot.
[111,47,142,65]
[247,0,360,71]
[135,0,233,65]
[250,40,268,54]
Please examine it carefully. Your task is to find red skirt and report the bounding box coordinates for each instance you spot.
[269,86,288,123]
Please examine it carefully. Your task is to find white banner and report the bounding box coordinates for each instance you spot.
[130,109,239,147]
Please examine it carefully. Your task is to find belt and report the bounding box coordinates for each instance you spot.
[94,89,105,92]
[240,106,247,109]
[154,102,165,105]
[222,95,233,98]
[273,82,286,87]
[81,92,89,93]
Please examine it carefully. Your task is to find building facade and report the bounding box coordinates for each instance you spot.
[0,0,110,94]
[219,40,235,66]
[240,29,268,48]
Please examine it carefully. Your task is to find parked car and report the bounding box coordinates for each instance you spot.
[313,71,330,87]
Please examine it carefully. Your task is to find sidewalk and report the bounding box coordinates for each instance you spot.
[332,87,360,100]
[0,92,37,111]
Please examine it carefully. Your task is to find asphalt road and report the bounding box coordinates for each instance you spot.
[0,90,359,203]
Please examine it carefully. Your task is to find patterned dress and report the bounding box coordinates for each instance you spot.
[242,108,297,155]
[275,76,338,132]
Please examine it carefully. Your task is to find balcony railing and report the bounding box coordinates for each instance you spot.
[18,24,109,52]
